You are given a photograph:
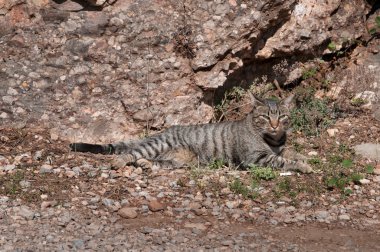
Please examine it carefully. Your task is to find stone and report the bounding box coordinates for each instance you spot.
[221,240,234,246]
[372,176,380,183]
[1,164,15,171]
[359,178,370,185]
[40,164,53,174]
[374,168,380,175]
[52,0,84,11]
[308,151,318,156]
[338,214,350,221]
[354,143,380,161]
[326,128,338,137]
[19,180,31,189]
[18,206,35,220]
[184,222,207,231]
[65,170,76,178]
[41,201,57,209]
[148,200,165,212]
[118,207,138,219]
[315,210,329,221]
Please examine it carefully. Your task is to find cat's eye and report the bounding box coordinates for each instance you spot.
[259,115,270,120]
[279,115,288,120]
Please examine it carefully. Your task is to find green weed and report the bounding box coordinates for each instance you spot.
[230,178,249,196]
[365,165,374,174]
[249,165,276,181]
[207,159,225,170]
[351,98,367,107]
[342,159,353,168]
[308,158,322,165]
[350,173,363,184]
[327,42,336,51]
[2,170,25,195]
[291,98,332,136]
[302,68,318,80]
[229,178,258,199]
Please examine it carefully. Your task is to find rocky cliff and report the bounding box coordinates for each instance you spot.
[0,0,378,142]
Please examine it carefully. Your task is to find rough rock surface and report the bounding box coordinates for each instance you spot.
[0,0,376,142]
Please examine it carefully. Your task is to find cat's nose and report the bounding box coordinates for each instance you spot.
[270,119,279,129]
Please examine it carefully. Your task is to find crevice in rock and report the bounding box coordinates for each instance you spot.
[205,37,331,108]
[365,0,380,19]
[51,0,103,11]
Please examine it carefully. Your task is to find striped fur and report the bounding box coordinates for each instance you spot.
[70,94,313,173]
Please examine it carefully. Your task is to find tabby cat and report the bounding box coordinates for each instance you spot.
[70,94,313,173]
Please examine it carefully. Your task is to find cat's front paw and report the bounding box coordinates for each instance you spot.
[136,158,153,170]
[284,161,314,174]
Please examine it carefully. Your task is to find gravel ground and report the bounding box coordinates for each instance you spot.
[1,119,380,251]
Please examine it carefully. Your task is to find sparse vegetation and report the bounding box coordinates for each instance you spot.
[342,159,353,169]
[249,165,277,181]
[207,159,225,170]
[324,172,363,192]
[2,170,25,195]
[214,86,246,121]
[365,165,374,174]
[229,178,257,199]
[302,68,318,80]
[351,97,367,107]
[327,42,337,51]
[291,97,332,136]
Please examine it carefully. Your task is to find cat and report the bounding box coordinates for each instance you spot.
[70,94,313,173]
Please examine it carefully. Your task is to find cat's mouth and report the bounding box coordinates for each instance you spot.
[266,129,285,140]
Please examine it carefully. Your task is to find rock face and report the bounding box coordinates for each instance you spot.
[0,0,377,142]
[354,143,380,161]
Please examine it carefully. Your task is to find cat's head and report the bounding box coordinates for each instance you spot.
[250,94,294,139]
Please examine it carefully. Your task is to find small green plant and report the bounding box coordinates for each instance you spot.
[208,159,224,170]
[328,155,343,164]
[308,158,322,165]
[365,165,374,174]
[369,28,377,35]
[338,144,350,153]
[229,178,258,199]
[342,159,353,168]
[228,86,245,101]
[344,188,353,196]
[3,170,24,195]
[273,177,299,199]
[376,16,380,27]
[327,42,336,51]
[249,166,276,181]
[302,68,318,80]
[351,98,367,107]
[369,16,380,35]
[278,177,292,191]
[325,176,349,191]
[322,79,331,88]
[350,173,363,184]
[230,178,249,196]
[325,172,363,193]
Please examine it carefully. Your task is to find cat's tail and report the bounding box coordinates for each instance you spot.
[69,143,115,154]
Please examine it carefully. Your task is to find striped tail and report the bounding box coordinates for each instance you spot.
[70,143,115,154]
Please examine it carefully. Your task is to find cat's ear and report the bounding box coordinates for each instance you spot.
[249,92,266,107]
[281,94,295,109]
